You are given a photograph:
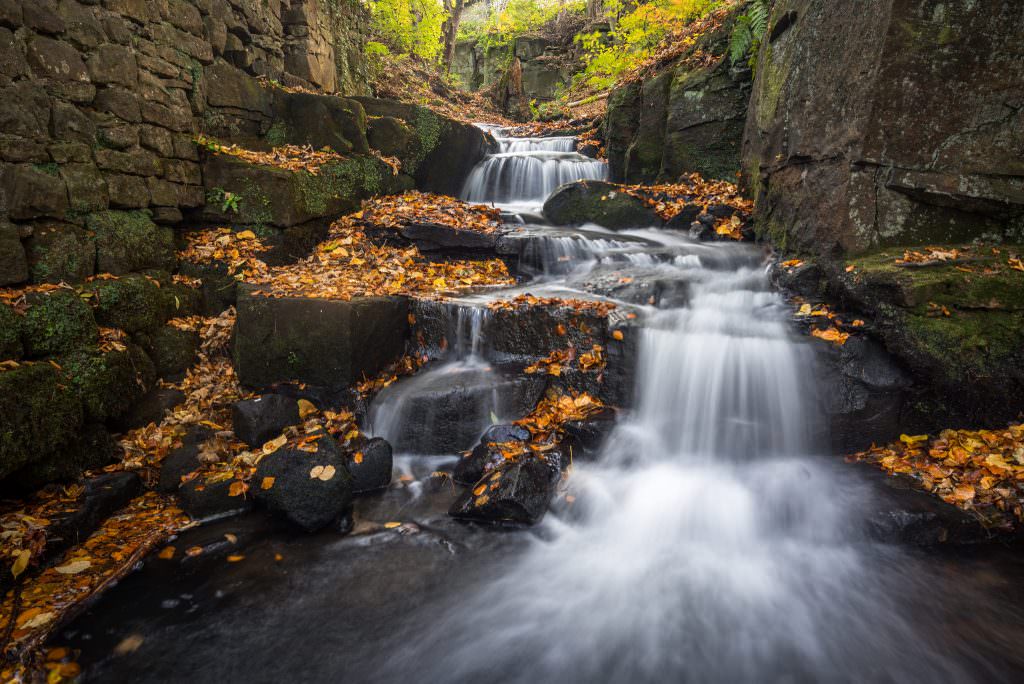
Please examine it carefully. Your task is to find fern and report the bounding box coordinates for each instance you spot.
[729,0,771,65]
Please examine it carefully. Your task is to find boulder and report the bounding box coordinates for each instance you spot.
[270,91,370,154]
[449,457,556,525]
[11,422,116,492]
[346,437,393,493]
[543,180,662,230]
[561,407,618,459]
[480,424,531,444]
[396,222,499,254]
[452,442,507,486]
[255,435,354,531]
[20,289,98,358]
[141,325,199,378]
[233,286,409,389]
[0,303,22,360]
[112,386,185,431]
[351,97,494,196]
[177,260,238,315]
[60,344,156,423]
[231,394,301,447]
[0,221,28,286]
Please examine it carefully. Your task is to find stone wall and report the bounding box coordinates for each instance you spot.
[742,0,1024,257]
[603,9,750,184]
[0,0,376,287]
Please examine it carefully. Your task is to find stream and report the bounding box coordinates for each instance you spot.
[59,129,1024,682]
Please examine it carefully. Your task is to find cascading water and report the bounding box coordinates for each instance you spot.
[461,127,607,206]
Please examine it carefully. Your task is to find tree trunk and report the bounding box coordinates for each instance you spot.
[442,0,466,74]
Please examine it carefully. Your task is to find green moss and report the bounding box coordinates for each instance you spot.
[265,121,290,147]
[32,162,59,177]
[143,325,199,377]
[239,180,274,230]
[0,363,84,481]
[85,274,168,334]
[60,344,155,422]
[87,210,176,275]
[20,290,99,359]
[409,106,444,173]
[297,156,385,216]
[0,304,23,361]
[902,309,1024,384]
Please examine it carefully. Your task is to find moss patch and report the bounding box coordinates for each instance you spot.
[85,274,168,334]
[60,344,155,422]
[20,290,98,359]
[296,156,387,216]
[88,210,176,275]
[0,304,23,361]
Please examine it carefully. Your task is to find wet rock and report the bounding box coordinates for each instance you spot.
[397,222,499,254]
[255,435,354,532]
[543,180,662,230]
[60,344,156,423]
[178,477,255,521]
[449,458,555,525]
[371,371,545,454]
[452,443,507,486]
[561,407,618,459]
[481,424,531,444]
[177,260,238,315]
[231,394,301,448]
[85,273,168,334]
[141,325,199,378]
[157,426,214,494]
[112,386,185,431]
[87,210,176,275]
[663,204,703,230]
[347,437,393,493]
[234,286,409,389]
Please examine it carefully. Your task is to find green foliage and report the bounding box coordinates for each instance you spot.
[459,0,586,52]
[576,0,720,90]
[369,0,448,61]
[729,0,770,66]
[207,187,241,214]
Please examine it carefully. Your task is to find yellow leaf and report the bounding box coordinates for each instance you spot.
[384,521,402,529]
[317,464,336,481]
[158,546,175,560]
[113,634,145,656]
[262,434,287,455]
[310,465,325,479]
[473,483,487,496]
[797,303,812,316]
[228,481,248,497]
[353,451,364,464]
[899,434,929,446]
[21,611,55,629]
[612,330,624,341]
[227,554,245,562]
[224,533,238,544]
[261,476,276,490]
[55,559,91,574]
[186,546,203,557]
[11,549,30,578]
[297,398,317,418]
[236,230,257,240]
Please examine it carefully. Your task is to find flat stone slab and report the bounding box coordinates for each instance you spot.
[234,285,409,389]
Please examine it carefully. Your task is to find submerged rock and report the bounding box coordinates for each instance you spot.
[543,180,661,230]
[452,443,507,486]
[449,457,556,525]
[231,394,301,448]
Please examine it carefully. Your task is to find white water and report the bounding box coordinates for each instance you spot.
[461,127,607,206]
[378,132,981,682]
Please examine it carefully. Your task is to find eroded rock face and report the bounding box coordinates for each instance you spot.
[605,10,750,184]
[742,0,1024,256]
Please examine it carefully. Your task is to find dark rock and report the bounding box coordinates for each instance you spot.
[20,289,98,358]
[347,437,393,493]
[397,222,498,254]
[369,370,545,454]
[452,442,506,486]
[449,457,555,525]
[178,477,255,521]
[85,273,167,334]
[231,394,301,448]
[480,424,531,444]
[1,163,69,220]
[0,221,28,285]
[366,116,413,158]
[112,386,185,431]
[233,286,409,389]
[60,344,156,423]
[271,91,369,154]
[561,407,618,459]
[663,204,703,230]
[742,0,1024,256]
[177,260,238,315]
[26,36,87,82]
[255,436,354,532]
[142,325,199,378]
[157,425,215,494]
[0,303,22,360]
[39,471,142,564]
[543,180,661,230]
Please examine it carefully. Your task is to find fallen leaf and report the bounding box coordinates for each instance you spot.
[384,522,402,529]
[227,554,245,562]
[55,559,91,574]
[297,398,317,418]
[158,546,175,560]
[261,476,275,490]
[236,230,257,240]
[224,533,238,544]
[186,546,203,557]
[11,548,30,578]
[114,634,145,655]
[612,330,624,341]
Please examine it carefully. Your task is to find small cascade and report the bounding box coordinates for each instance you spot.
[461,127,607,206]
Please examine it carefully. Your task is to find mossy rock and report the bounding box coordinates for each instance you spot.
[0,363,84,481]
[140,325,199,378]
[87,210,176,275]
[10,423,116,491]
[60,343,156,423]
[20,290,98,359]
[24,223,96,284]
[543,180,662,230]
[0,304,23,361]
[161,281,203,318]
[177,260,238,315]
[85,274,168,334]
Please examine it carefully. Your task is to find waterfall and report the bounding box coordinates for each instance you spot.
[461,128,607,205]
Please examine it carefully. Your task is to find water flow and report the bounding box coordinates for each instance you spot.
[461,127,607,206]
